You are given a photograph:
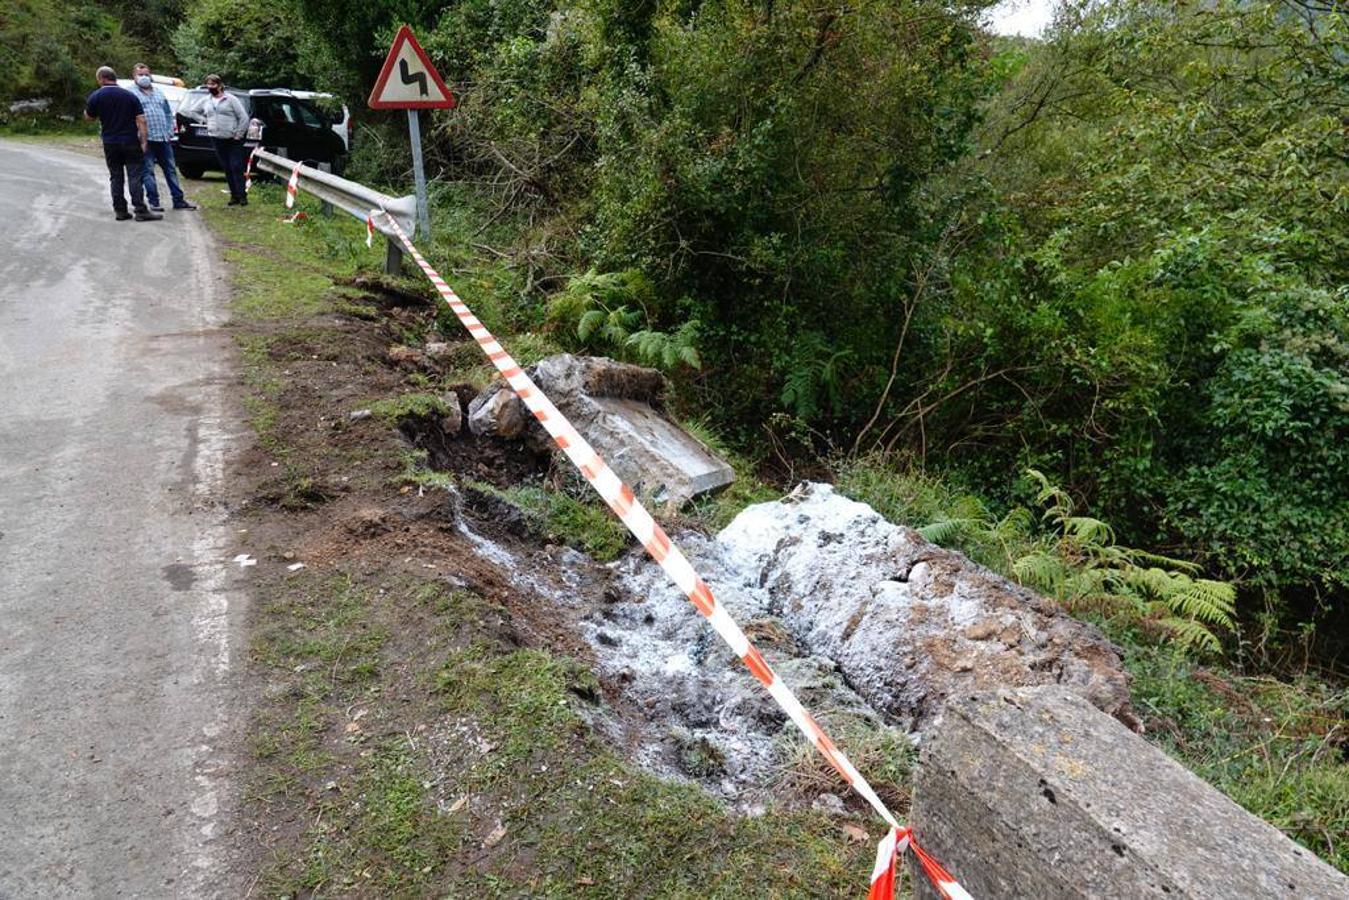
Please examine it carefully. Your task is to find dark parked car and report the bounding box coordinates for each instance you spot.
[174,87,350,178]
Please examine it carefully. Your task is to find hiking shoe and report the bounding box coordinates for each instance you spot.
[172,201,198,210]
[115,210,133,221]
[149,204,164,213]
[134,210,163,222]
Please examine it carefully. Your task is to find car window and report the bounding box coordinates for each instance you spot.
[294,102,325,128]
[260,98,326,129]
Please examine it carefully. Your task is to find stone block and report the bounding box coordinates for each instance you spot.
[467,354,735,505]
[910,686,1348,898]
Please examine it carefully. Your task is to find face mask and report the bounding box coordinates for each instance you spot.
[136,75,152,88]
[208,85,221,95]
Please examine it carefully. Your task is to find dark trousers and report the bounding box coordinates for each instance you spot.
[141,140,185,207]
[212,137,247,201]
[102,141,146,214]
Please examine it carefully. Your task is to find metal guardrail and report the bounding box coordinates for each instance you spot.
[251,148,419,272]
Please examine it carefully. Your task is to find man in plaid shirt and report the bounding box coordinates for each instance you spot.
[131,63,196,212]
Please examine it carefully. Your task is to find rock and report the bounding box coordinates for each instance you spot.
[716,484,1132,731]
[811,793,848,817]
[467,354,735,505]
[386,345,423,367]
[467,385,527,439]
[345,508,393,538]
[348,408,372,421]
[439,392,463,436]
[424,341,452,360]
[910,686,1349,898]
[8,98,50,114]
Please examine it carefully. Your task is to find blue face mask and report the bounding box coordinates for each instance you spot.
[136,75,153,88]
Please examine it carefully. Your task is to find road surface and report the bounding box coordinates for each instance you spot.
[0,140,249,896]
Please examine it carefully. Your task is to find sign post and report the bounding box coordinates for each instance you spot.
[368,25,456,242]
[405,109,431,240]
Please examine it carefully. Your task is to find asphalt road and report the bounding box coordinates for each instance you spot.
[0,140,249,897]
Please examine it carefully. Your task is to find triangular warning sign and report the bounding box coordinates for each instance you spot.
[368,25,456,110]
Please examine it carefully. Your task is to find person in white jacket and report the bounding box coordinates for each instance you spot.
[202,74,249,205]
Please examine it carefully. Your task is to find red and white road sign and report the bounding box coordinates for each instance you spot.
[368,25,456,110]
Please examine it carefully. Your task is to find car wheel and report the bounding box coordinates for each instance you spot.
[180,164,205,179]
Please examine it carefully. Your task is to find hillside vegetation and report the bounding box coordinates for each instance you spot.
[279,0,1343,657]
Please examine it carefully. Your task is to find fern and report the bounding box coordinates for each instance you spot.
[1157,616,1223,654]
[919,517,980,544]
[546,270,701,373]
[626,320,702,371]
[780,332,854,419]
[1168,579,1237,626]
[1013,550,1068,594]
[899,464,1236,656]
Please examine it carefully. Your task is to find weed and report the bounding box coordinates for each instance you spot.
[681,418,780,531]
[472,482,631,561]
[430,642,878,896]
[774,712,915,814]
[367,392,451,424]
[1126,641,1348,870]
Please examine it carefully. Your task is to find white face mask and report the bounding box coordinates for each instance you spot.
[136,75,152,88]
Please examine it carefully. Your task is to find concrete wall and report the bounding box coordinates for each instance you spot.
[909,686,1348,898]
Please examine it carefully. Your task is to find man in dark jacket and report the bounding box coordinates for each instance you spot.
[84,66,162,222]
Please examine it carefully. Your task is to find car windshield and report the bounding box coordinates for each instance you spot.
[253,97,326,128]
[176,89,251,123]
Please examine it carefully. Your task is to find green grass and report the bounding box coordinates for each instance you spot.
[471,481,632,562]
[367,391,451,424]
[429,642,878,896]
[200,184,370,322]
[1125,641,1349,871]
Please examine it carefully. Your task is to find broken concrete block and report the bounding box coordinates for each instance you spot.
[716,484,1133,732]
[468,354,735,505]
[910,686,1349,898]
[467,385,527,439]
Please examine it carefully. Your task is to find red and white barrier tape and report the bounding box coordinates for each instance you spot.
[365,209,968,898]
[284,160,302,209]
[244,148,258,193]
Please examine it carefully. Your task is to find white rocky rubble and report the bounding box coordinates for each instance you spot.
[585,483,1133,796]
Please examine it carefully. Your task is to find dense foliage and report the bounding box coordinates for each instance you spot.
[0,1,144,111]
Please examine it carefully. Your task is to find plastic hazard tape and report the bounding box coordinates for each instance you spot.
[244,148,258,193]
[285,160,302,209]
[367,210,970,899]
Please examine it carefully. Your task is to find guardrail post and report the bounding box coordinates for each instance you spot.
[384,239,404,275]
[317,163,334,217]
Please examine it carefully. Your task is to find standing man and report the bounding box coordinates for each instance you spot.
[202,75,249,206]
[131,63,196,212]
[84,67,162,222]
